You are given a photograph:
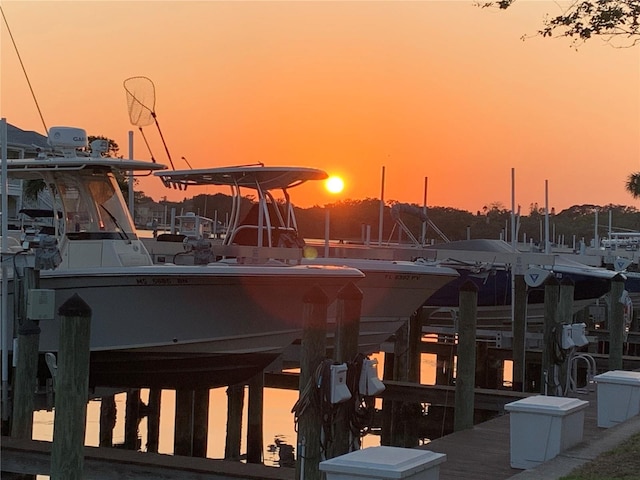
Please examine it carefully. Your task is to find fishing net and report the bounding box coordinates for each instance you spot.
[123,76,178,172]
[124,76,156,127]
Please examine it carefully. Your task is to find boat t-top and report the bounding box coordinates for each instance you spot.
[155,165,460,355]
[1,128,364,389]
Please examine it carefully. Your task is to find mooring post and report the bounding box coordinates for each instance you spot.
[247,372,264,464]
[224,383,244,460]
[408,308,424,384]
[99,395,116,447]
[558,277,575,392]
[295,285,328,480]
[401,308,426,447]
[50,294,92,480]
[391,321,409,447]
[609,273,626,371]
[454,280,478,432]
[11,267,40,439]
[541,276,560,395]
[331,282,363,458]
[174,389,194,456]
[146,388,162,453]
[380,351,394,446]
[512,275,527,392]
[124,389,140,450]
[192,388,209,458]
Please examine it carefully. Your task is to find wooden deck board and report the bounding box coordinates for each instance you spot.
[421,389,601,480]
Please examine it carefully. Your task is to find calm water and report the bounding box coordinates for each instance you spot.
[31,353,440,470]
[30,351,513,478]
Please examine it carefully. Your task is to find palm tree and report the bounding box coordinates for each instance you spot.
[626,172,640,199]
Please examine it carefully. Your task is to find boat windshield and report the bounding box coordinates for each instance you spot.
[51,169,137,240]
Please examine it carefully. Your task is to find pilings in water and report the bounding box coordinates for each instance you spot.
[541,276,560,395]
[246,373,264,464]
[512,274,527,392]
[11,267,41,440]
[224,384,244,461]
[50,294,92,480]
[174,388,210,457]
[454,280,478,432]
[331,282,363,458]
[295,285,328,480]
[609,273,626,371]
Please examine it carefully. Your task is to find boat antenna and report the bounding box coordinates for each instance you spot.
[123,76,176,170]
[1,6,48,133]
[181,156,193,169]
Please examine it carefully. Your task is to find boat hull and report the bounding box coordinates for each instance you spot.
[4,264,363,387]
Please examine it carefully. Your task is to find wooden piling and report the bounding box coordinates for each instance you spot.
[247,373,264,464]
[124,389,140,450]
[609,273,626,371]
[50,294,92,480]
[224,383,244,461]
[99,395,116,447]
[512,274,527,392]
[558,277,575,392]
[402,310,425,447]
[331,282,363,458]
[192,388,209,458]
[454,280,478,432]
[380,351,394,446]
[146,388,162,453]
[295,285,328,480]
[333,282,362,364]
[390,321,408,447]
[11,267,40,439]
[174,389,194,456]
[541,276,560,395]
[408,309,424,384]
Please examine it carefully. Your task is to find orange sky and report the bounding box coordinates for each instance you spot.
[2,1,639,214]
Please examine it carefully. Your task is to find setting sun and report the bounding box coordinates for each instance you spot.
[326,176,345,194]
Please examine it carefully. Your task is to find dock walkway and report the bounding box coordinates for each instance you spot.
[422,387,640,480]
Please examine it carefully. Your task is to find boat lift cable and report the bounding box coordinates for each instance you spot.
[1,6,48,134]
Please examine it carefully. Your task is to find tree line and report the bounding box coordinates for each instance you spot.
[138,192,640,248]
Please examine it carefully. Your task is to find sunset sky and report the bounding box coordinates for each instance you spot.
[2,1,639,214]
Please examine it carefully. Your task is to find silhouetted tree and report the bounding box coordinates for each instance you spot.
[481,0,640,45]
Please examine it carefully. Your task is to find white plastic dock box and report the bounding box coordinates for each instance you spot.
[594,370,640,428]
[319,446,447,480]
[504,395,589,469]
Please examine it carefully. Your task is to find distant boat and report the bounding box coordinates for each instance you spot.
[421,239,617,327]
[154,165,460,356]
[1,127,364,389]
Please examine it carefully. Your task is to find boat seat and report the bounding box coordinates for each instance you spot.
[157,233,187,243]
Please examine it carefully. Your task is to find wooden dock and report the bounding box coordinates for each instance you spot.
[2,388,613,480]
[1,436,295,480]
[421,388,603,480]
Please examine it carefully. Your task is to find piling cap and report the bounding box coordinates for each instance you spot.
[459,279,478,293]
[544,275,560,287]
[612,272,626,283]
[560,276,575,286]
[337,282,364,300]
[58,293,92,317]
[303,284,329,304]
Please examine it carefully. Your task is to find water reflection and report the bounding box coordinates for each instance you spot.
[31,352,451,472]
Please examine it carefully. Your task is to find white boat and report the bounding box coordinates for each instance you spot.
[1,128,364,389]
[154,166,460,356]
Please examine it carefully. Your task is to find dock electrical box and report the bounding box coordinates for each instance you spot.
[27,289,56,320]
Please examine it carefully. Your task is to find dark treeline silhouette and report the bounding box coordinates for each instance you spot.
[137,193,640,248]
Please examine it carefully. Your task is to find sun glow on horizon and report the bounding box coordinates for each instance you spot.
[325,176,345,194]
